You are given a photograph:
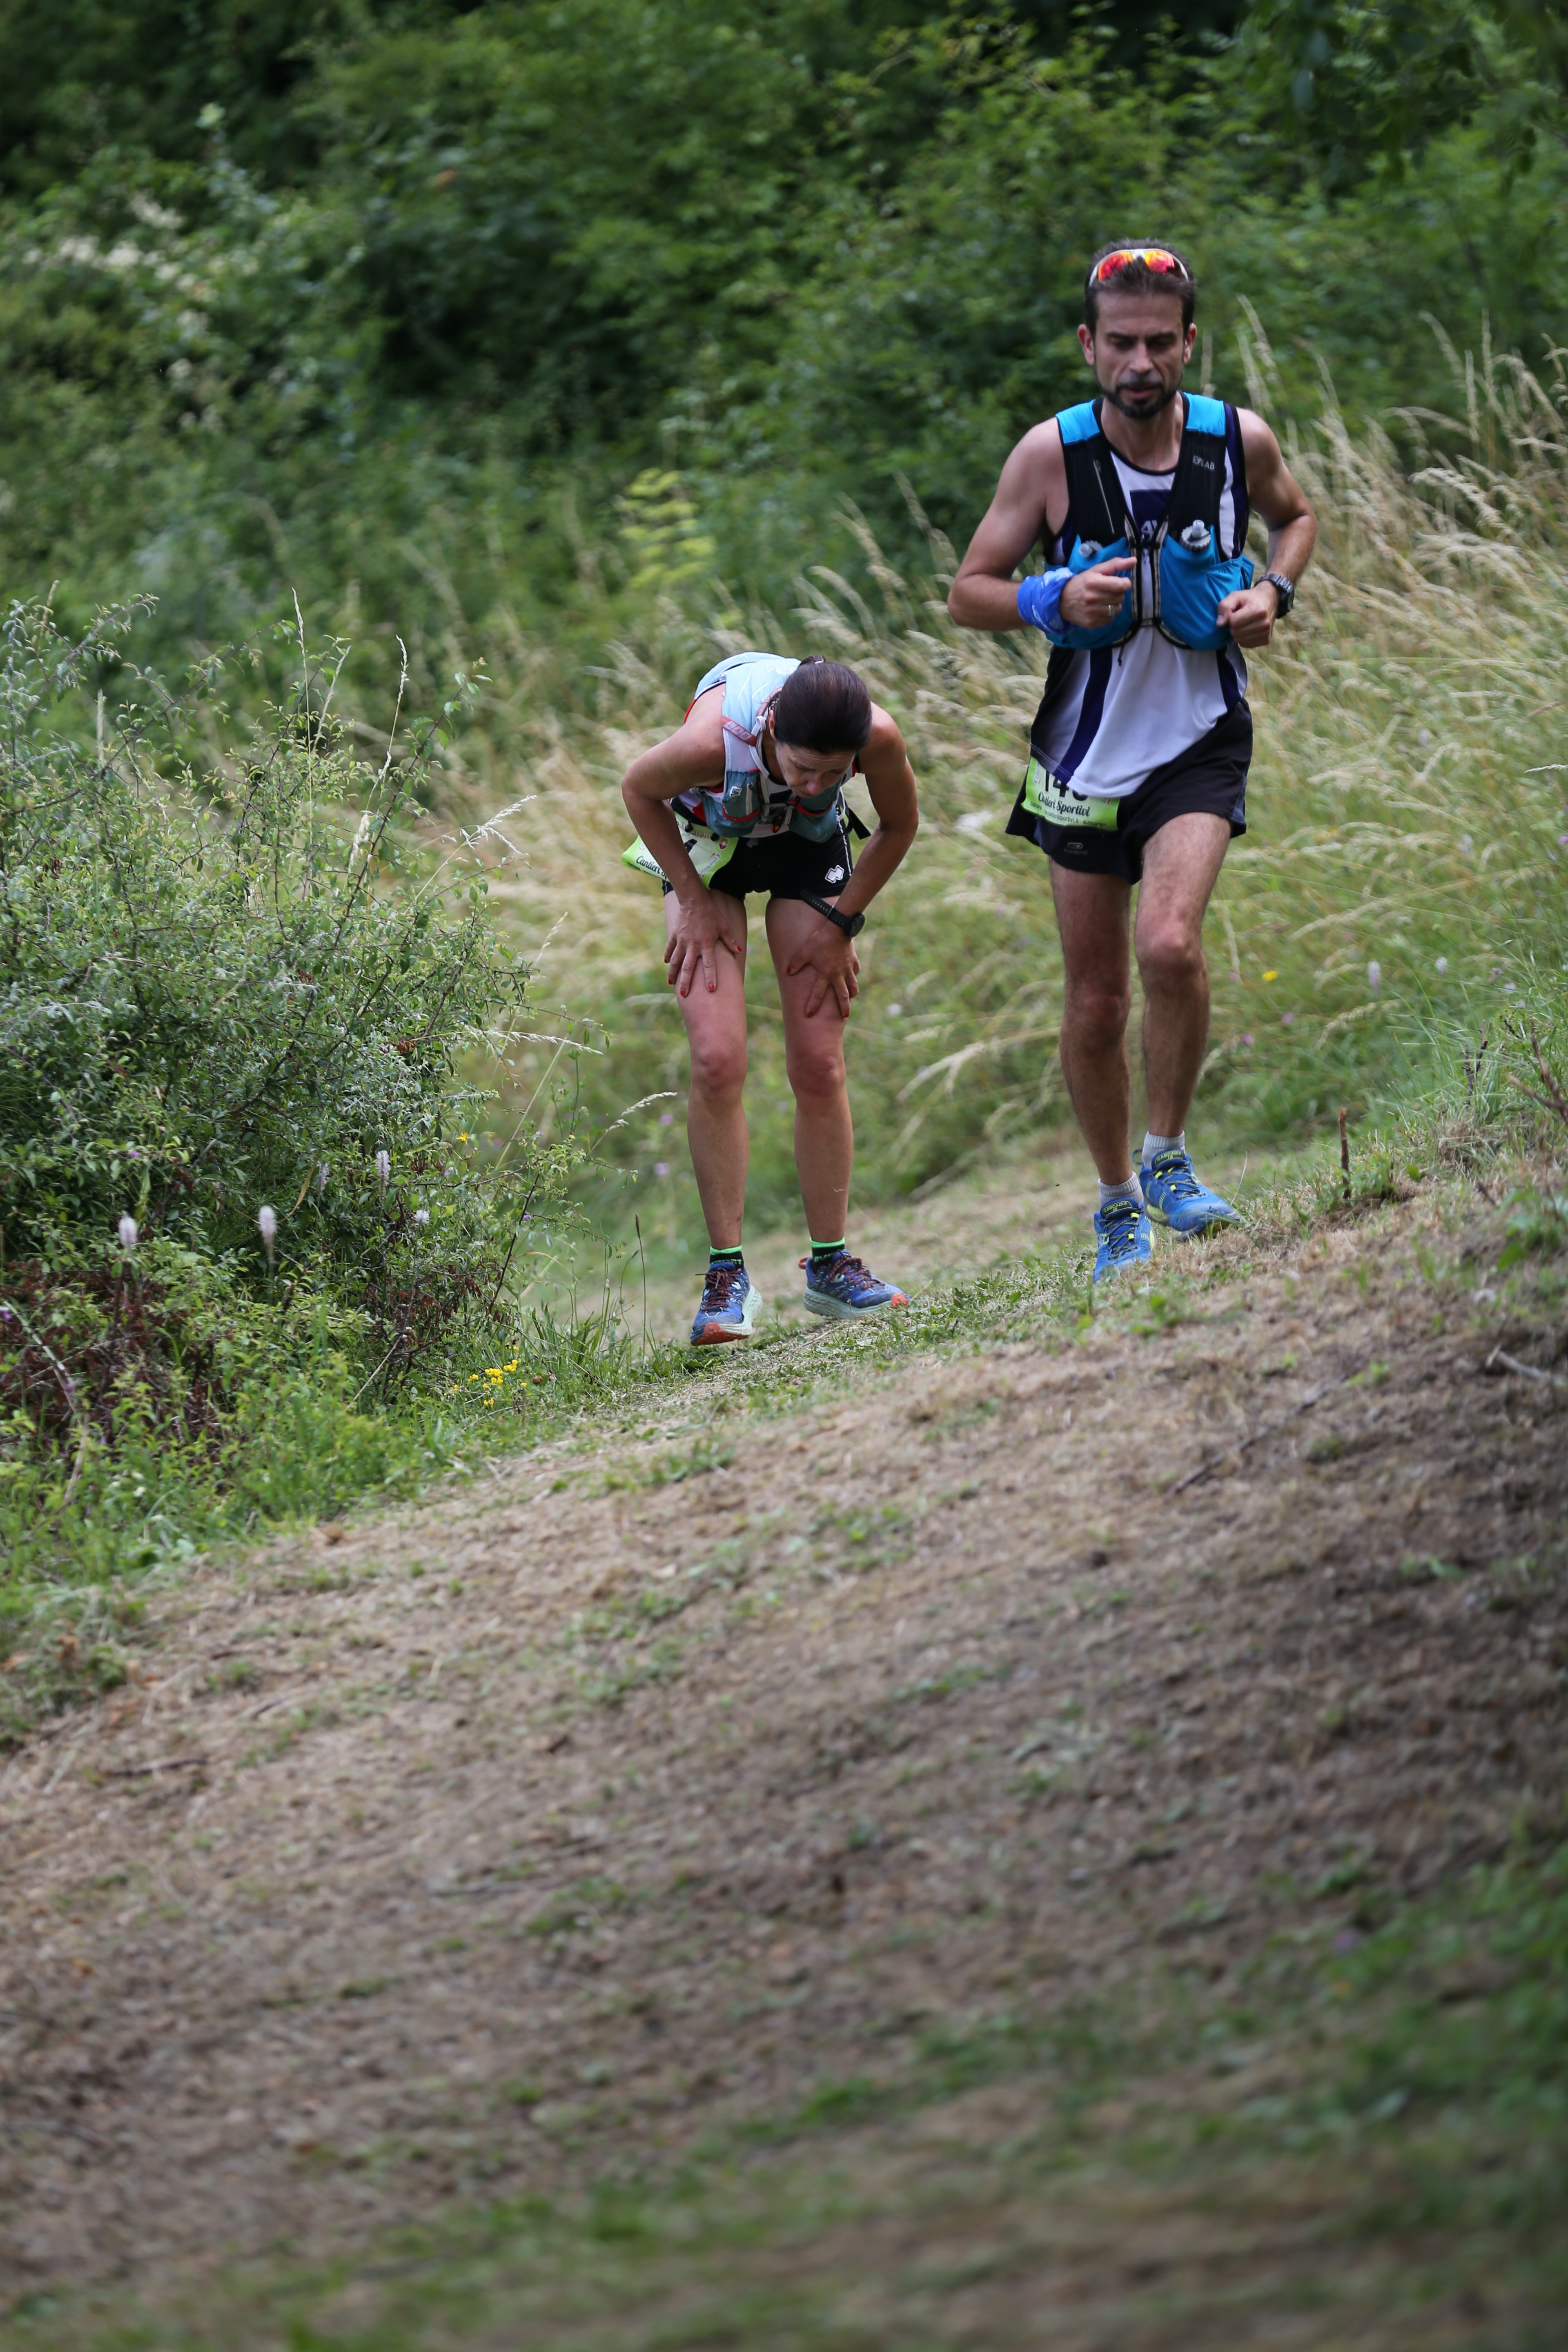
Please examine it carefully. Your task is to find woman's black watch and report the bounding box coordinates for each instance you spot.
[803,892,865,938]
[1263,570,1296,617]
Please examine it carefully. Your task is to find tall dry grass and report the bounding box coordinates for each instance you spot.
[401,346,1568,1262]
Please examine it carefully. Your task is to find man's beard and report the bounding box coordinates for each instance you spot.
[1104,378,1179,418]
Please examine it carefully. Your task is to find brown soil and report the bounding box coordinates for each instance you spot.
[2,1185,1565,2312]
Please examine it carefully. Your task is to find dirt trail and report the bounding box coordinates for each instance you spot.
[2,1188,1565,2312]
[630,1135,1104,1336]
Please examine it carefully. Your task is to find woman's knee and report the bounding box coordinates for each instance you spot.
[689,1038,748,1099]
[784,1045,846,1104]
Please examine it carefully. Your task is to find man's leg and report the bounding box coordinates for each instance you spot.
[765,896,852,1240]
[1132,813,1231,1135]
[1049,864,1136,1182]
[670,888,751,1246]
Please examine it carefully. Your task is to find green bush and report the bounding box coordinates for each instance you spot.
[0,594,595,1719]
[0,591,543,1329]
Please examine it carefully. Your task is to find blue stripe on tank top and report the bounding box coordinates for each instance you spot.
[1225,403,1249,555]
[1221,404,1247,710]
[1055,647,1115,785]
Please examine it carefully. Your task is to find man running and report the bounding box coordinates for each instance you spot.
[621,652,919,1342]
[948,241,1316,1280]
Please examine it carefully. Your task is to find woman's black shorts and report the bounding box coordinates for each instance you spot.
[1004,704,1252,885]
[660,816,855,903]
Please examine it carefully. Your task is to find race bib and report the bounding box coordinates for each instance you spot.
[1021,756,1120,831]
[622,829,738,886]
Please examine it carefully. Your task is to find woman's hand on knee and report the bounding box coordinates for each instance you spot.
[786,922,860,1018]
[664,890,743,997]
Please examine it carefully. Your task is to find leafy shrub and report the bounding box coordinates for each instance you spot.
[0,594,566,1497]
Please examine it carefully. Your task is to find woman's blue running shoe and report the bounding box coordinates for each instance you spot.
[690,1260,764,1345]
[800,1249,909,1321]
[1093,1196,1153,1282]
[1140,1147,1242,1237]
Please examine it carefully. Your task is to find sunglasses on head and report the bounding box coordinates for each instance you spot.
[1091,247,1188,283]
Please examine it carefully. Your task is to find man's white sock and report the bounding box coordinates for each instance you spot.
[1141,1129,1184,1167]
[1098,1174,1144,1212]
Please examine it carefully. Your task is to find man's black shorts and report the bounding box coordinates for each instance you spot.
[660,815,855,903]
[1004,704,1252,885]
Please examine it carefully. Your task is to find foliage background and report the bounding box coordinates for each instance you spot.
[2,0,1568,688]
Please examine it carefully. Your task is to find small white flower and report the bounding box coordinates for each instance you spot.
[118,1215,138,1256]
[414,1207,430,1226]
[376,1149,390,1197]
[888,1002,903,1018]
[1435,957,1448,975]
[1367,961,1381,994]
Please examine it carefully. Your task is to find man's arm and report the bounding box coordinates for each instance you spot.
[785,706,919,1019]
[1216,410,1318,650]
[947,420,1136,637]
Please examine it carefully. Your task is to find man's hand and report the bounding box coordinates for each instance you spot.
[1217,579,1282,648]
[1058,555,1136,632]
[786,912,861,1019]
[664,888,744,998]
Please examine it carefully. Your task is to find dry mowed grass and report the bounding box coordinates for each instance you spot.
[2,1167,1565,2343]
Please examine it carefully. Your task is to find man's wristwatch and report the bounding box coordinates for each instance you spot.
[803,891,865,938]
[1263,571,1296,617]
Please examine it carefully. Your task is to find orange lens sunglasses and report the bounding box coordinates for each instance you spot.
[1092,247,1188,283]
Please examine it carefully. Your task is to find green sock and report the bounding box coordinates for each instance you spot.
[709,1245,744,1267]
[810,1237,846,1264]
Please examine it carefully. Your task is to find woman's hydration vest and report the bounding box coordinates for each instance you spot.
[673,653,852,843]
[1052,395,1253,653]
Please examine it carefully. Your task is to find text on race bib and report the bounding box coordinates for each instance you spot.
[1021,757,1120,831]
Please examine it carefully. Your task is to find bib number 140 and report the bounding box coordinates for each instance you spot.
[1022,757,1119,831]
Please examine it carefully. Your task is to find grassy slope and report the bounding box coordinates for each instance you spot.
[2,1122,1564,2350]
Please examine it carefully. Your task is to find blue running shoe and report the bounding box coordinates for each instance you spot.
[689,1259,763,1346]
[1093,1196,1153,1282]
[1140,1147,1242,1237]
[801,1248,909,1321]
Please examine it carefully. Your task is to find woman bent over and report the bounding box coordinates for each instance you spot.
[621,652,919,1343]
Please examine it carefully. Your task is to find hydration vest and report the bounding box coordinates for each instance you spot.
[675,653,852,843]
[1052,395,1253,654]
